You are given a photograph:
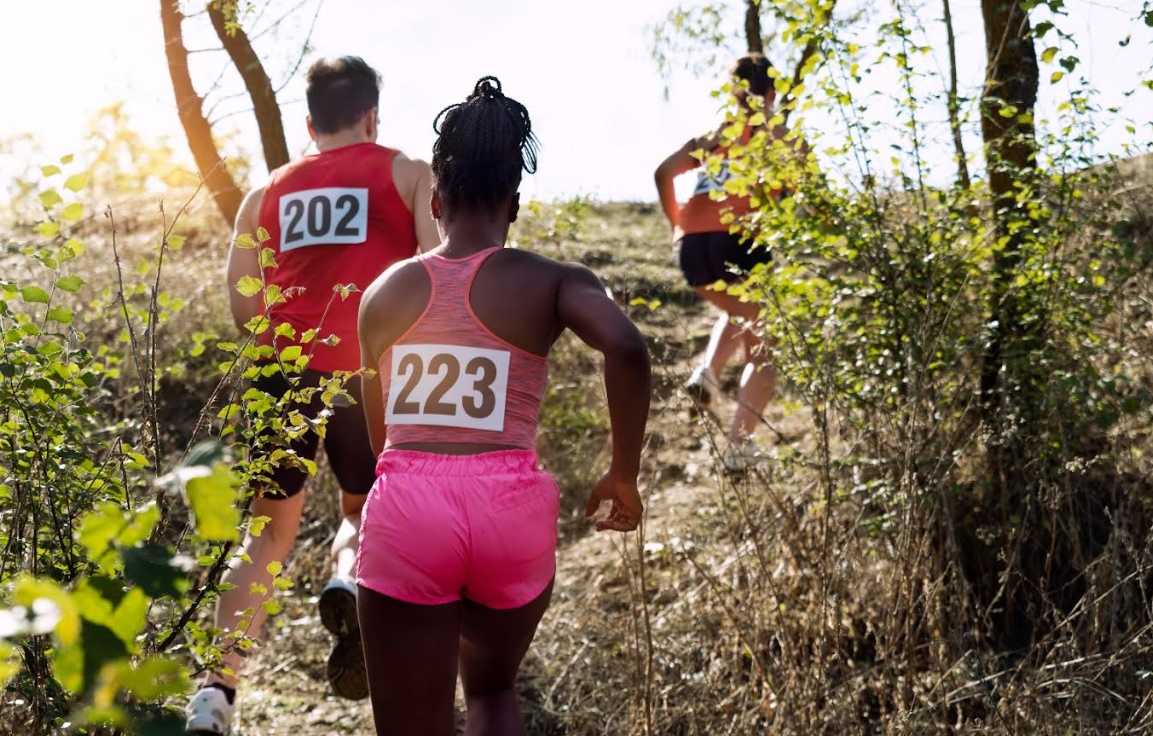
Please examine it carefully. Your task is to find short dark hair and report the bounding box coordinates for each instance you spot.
[305,56,381,134]
[728,53,774,97]
[431,76,539,211]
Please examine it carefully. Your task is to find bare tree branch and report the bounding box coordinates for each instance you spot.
[208,0,290,171]
[780,0,839,126]
[942,0,972,190]
[275,0,325,95]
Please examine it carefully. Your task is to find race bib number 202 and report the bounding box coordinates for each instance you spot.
[386,344,510,431]
[279,187,368,250]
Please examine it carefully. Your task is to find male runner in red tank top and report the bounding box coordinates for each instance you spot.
[186,56,439,735]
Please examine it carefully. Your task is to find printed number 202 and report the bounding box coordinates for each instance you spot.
[393,353,499,419]
[279,187,368,250]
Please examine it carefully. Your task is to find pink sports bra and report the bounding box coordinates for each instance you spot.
[378,247,549,450]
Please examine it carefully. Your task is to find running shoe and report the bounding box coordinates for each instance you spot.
[185,687,233,735]
[684,365,720,409]
[318,577,368,700]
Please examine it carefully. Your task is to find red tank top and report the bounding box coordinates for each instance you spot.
[378,248,549,449]
[258,142,418,372]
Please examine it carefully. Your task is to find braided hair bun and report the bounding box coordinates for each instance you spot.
[432,76,539,209]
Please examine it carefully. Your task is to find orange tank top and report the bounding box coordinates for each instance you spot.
[258,142,418,372]
[675,127,769,240]
[378,248,549,449]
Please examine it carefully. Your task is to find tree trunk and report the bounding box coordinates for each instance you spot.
[207,1,290,173]
[975,0,1043,647]
[779,0,838,126]
[744,0,764,54]
[978,0,1039,418]
[160,0,243,225]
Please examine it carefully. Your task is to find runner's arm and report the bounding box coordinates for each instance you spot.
[359,338,386,455]
[396,156,440,253]
[654,137,710,230]
[558,265,651,531]
[358,274,391,455]
[225,187,265,332]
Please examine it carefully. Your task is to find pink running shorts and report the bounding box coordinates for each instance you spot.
[356,449,559,609]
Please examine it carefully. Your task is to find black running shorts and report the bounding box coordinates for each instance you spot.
[676,230,772,287]
[249,367,376,499]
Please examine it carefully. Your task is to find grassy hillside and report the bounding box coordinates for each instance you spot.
[2,179,1152,734]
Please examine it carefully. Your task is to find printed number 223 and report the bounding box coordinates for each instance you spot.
[388,344,513,434]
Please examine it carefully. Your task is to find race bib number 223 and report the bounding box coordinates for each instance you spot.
[385,344,510,432]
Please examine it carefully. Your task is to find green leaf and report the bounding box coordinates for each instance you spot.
[61,202,84,221]
[1041,46,1058,63]
[236,276,263,298]
[0,642,19,688]
[73,618,130,695]
[121,544,188,598]
[40,164,61,177]
[62,237,84,256]
[56,274,84,292]
[78,502,128,573]
[36,220,60,237]
[118,657,188,700]
[167,234,186,250]
[60,153,74,164]
[184,464,241,542]
[63,173,88,192]
[1051,70,1065,83]
[259,246,278,268]
[256,226,270,243]
[20,285,50,304]
[47,305,74,324]
[234,233,256,249]
[249,515,270,537]
[109,586,149,647]
[39,189,62,208]
[279,345,302,362]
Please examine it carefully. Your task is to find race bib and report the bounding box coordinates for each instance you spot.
[279,187,369,250]
[691,161,733,197]
[386,344,510,431]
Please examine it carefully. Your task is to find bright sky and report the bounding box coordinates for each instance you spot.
[0,1,1149,204]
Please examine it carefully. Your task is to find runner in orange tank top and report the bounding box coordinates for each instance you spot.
[654,53,796,473]
[356,76,652,736]
[186,56,440,735]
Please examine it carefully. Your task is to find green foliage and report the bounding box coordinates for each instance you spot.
[644,1,1153,729]
[514,194,596,247]
[0,161,355,734]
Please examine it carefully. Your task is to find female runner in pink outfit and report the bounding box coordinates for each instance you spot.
[355,76,652,736]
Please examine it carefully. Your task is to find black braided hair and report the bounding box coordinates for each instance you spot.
[431,76,539,210]
[305,56,381,134]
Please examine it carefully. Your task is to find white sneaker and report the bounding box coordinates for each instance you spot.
[685,365,720,409]
[722,440,771,474]
[185,687,233,735]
